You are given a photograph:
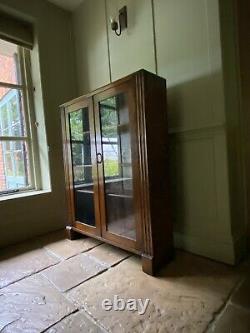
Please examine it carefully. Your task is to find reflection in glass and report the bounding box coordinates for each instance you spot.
[69,108,95,226]
[99,93,136,240]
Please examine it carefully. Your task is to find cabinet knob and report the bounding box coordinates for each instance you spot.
[96,153,103,164]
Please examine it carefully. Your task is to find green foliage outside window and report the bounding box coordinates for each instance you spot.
[104,159,119,178]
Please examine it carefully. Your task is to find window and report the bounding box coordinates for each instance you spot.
[0,38,38,195]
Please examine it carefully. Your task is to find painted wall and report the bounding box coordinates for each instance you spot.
[72,0,245,263]
[235,0,250,246]
[0,0,76,247]
[217,0,248,261]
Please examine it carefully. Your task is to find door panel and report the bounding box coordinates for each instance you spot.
[66,99,101,235]
[94,82,140,250]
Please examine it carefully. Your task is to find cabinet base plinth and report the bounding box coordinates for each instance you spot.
[65,227,174,276]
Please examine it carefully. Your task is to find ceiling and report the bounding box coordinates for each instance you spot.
[47,0,84,11]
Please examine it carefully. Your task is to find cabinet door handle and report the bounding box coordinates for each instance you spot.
[97,153,103,164]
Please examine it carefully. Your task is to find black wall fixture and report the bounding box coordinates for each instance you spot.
[110,6,128,37]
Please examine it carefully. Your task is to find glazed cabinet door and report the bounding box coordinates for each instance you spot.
[64,98,101,236]
[94,80,141,251]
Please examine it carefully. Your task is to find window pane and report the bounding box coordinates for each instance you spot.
[69,109,91,140]
[69,108,95,226]
[99,93,136,240]
[103,145,119,177]
[69,108,93,186]
[0,89,26,137]
[0,104,8,135]
[0,140,31,192]
[100,105,119,139]
[0,39,21,85]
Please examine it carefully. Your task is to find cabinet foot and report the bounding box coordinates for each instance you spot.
[66,226,82,240]
[142,255,155,276]
[142,250,174,276]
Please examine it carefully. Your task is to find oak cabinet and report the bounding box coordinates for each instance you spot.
[60,70,173,275]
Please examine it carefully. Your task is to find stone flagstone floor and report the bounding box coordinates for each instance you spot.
[0,230,250,332]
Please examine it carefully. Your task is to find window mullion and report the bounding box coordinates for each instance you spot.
[0,82,24,90]
[18,47,36,189]
[0,136,29,141]
[23,48,41,190]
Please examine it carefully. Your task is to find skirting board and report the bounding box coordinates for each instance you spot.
[174,232,247,265]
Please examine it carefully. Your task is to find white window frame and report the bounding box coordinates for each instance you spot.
[0,44,41,195]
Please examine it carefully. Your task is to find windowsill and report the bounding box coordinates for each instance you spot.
[0,189,51,202]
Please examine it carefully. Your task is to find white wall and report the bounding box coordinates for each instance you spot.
[0,0,77,247]
[72,0,246,264]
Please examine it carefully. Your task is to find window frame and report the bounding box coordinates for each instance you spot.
[0,44,41,196]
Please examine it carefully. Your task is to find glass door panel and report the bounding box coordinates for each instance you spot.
[69,107,95,226]
[99,93,136,240]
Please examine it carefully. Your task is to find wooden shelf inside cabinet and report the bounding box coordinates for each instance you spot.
[101,162,132,168]
[102,123,129,133]
[74,182,93,188]
[119,162,132,167]
[77,190,94,194]
[106,193,133,199]
[61,69,173,276]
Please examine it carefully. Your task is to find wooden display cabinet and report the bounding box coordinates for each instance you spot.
[60,69,173,275]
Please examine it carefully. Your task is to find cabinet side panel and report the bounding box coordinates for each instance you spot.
[143,71,174,269]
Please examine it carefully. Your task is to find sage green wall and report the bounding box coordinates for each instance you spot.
[0,0,76,247]
[107,0,156,80]
[219,0,247,258]
[236,0,250,246]
[156,0,234,262]
[74,0,109,94]
[73,0,246,264]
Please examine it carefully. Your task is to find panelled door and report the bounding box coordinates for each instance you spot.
[65,98,101,236]
[94,80,141,250]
